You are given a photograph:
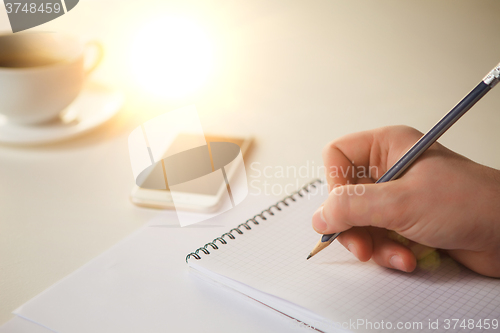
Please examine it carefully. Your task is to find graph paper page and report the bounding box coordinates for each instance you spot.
[188,183,500,333]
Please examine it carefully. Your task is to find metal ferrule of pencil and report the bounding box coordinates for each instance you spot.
[308,61,500,260]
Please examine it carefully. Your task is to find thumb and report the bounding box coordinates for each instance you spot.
[312,182,409,234]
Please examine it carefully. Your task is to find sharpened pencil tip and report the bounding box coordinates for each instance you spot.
[307,254,312,260]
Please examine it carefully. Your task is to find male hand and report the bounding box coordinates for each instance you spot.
[312,126,500,277]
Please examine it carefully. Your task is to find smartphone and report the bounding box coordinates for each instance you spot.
[130,134,252,212]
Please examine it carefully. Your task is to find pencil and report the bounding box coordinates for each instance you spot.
[307,61,500,260]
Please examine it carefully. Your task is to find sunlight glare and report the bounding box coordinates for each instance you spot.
[128,17,214,98]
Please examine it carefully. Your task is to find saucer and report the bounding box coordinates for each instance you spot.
[0,82,124,145]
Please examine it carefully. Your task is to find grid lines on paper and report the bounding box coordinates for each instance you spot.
[194,184,500,333]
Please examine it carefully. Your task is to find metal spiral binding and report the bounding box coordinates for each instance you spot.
[185,179,323,263]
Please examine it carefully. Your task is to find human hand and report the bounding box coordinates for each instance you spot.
[312,126,500,277]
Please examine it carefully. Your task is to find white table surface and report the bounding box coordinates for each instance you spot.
[1,0,500,330]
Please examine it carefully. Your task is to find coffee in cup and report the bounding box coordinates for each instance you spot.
[0,32,102,125]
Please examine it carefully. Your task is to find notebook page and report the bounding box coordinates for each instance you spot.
[188,183,500,333]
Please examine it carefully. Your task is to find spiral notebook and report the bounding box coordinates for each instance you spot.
[186,180,500,333]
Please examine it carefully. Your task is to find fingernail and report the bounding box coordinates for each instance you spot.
[347,243,358,259]
[390,255,407,272]
[312,207,327,232]
[319,206,326,222]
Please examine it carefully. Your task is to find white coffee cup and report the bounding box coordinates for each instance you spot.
[0,32,102,125]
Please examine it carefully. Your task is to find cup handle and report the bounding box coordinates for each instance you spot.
[83,41,104,77]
